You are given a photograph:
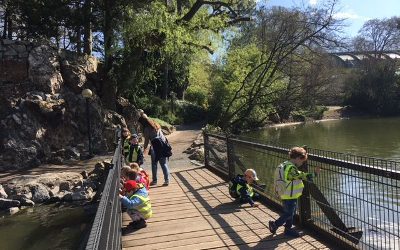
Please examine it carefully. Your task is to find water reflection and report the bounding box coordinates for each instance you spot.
[0,203,91,250]
[245,117,400,161]
[240,118,400,249]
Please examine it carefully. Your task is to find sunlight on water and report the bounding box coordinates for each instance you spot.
[242,117,400,249]
[0,203,92,250]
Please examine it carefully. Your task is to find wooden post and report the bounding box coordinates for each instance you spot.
[298,162,312,226]
[203,132,210,168]
[226,136,235,180]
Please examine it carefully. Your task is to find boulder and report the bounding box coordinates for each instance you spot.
[31,184,50,203]
[8,207,20,215]
[60,55,98,94]
[19,197,35,207]
[28,45,63,94]
[0,198,20,209]
[0,184,8,199]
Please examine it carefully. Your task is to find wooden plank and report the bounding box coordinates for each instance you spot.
[121,167,334,250]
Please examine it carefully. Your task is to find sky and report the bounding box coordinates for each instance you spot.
[257,0,400,37]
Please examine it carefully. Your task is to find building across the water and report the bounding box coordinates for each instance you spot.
[330,50,400,68]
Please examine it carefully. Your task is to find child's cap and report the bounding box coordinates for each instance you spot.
[131,133,138,139]
[124,180,138,192]
[246,169,259,181]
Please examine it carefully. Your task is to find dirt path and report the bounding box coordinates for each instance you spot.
[142,123,204,174]
[0,124,203,184]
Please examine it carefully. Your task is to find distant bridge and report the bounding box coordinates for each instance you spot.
[330,50,400,68]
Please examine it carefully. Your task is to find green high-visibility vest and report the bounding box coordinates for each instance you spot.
[123,137,130,156]
[236,183,254,198]
[129,190,152,219]
[280,161,304,200]
[126,145,140,163]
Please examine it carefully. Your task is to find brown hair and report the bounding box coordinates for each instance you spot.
[129,162,140,172]
[138,116,159,131]
[289,147,307,159]
[121,166,131,178]
[126,169,137,180]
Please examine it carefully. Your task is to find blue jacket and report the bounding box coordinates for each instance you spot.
[121,186,149,209]
[234,175,256,206]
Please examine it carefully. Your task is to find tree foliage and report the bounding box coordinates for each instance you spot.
[208,0,344,131]
[344,60,400,115]
[352,17,400,53]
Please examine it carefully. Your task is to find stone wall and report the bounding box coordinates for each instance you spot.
[0,40,35,99]
[0,39,33,82]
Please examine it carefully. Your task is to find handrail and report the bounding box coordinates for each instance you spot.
[203,131,400,250]
[85,127,122,250]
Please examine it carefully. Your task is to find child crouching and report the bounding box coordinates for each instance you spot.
[119,180,152,229]
[230,168,260,207]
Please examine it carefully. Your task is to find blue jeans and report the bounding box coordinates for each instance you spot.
[275,199,297,229]
[150,147,169,183]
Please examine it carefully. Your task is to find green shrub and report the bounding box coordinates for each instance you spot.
[185,88,208,107]
[175,100,207,123]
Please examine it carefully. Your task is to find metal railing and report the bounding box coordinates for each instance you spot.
[86,128,123,250]
[204,132,400,250]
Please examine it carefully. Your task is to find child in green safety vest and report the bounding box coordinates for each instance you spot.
[126,134,144,165]
[122,128,131,159]
[230,169,260,208]
[119,180,152,229]
[268,146,320,237]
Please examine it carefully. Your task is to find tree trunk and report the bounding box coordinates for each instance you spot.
[2,5,8,39]
[83,0,93,55]
[76,27,82,54]
[163,60,169,100]
[6,5,12,39]
[177,0,183,15]
[102,0,117,110]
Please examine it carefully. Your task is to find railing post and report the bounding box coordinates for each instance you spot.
[226,136,235,180]
[203,132,210,168]
[298,162,312,226]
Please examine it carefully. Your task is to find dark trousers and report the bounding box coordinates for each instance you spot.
[275,199,297,229]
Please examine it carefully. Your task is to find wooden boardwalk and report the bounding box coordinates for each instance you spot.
[122,167,334,249]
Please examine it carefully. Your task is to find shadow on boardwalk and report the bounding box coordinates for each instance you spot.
[121,166,336,249]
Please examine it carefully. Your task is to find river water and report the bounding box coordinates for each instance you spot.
[244,117,400,161]
[0,203,92,250]
[242,117,400,249]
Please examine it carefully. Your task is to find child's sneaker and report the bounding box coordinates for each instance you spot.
[129,219,147,229]
[284,228,300,237]
[162,181,169,186]
[150,181,157,186]
[268,221,277,234]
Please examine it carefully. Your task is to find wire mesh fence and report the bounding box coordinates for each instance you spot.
[86,128,122,250]
[204,132,400,250]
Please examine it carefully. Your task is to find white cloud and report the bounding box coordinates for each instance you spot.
[309,0,318,5]
[333,11,369,21]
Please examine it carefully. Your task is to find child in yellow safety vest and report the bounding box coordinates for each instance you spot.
[119,180,152,229]
[230,169,260,208]
[268,146,320,238]
[126,134,144,165]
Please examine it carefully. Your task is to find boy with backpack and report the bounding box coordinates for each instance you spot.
[229,168,260,207]
[269,146,320,237]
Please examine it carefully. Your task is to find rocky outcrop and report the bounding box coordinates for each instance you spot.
[184,133,204,162]
[0,161,108,213]
[28,45,63,94]
[0,40,130,170]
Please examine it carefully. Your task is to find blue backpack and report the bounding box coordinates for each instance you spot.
[229,175,243,198]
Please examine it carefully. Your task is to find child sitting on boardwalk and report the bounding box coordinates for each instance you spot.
[119,180,152,229]
[230,168,260,207]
